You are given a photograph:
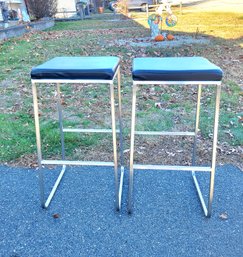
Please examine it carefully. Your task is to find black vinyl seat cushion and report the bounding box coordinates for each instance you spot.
[31,56,120,80]
[132,57,223,82]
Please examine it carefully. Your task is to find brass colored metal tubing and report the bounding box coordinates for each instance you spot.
[117,67,125,211]
[63,128,120,133]
[45,165,66,208]
[133,164,211,172]
[192,171,208,216]
[118,166,125,210]
[128,83,138,213]
[57,83,65,160]
[192,84,202,166]
[190,84,209,216]
[207,84,221,217]
[41,160,114,166]
[133,81,221,86]
[135,131,195,136]
[31,79,113,84]
[117,66,125,169]
[32,82,45,208]
[110,83,119,210]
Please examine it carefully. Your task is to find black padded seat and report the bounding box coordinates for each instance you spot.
[132,57,223,82]
[31,56,120,80]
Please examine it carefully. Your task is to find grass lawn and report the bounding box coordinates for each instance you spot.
[0,8,242,168]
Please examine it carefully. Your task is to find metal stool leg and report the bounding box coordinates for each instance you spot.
[192,84,202,166]
[44,84,67,208]
[32,82,45,208]
[117,67,125,211]
[32,82,67,209]
[208,84,221,217]
[110,82,119,210]
[128,83,138,213]
[192,84,221,217]
[191,84,208,215]
[56,83,66,161]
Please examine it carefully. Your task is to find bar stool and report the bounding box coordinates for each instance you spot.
[31,56,124,211]
[128,57,223,217]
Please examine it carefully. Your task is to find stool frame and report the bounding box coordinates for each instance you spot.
[128,80,221,217]
[32,66,124,211]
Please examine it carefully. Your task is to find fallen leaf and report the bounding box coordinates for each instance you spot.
[155,102,163,109]
[53,213,60,219]
[238,116,243,123]
[219,212,228,220]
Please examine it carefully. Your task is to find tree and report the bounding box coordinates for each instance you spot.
[26,0,57,20]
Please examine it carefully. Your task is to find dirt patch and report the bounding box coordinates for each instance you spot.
[6,134,243,171]
[109,35,210,48]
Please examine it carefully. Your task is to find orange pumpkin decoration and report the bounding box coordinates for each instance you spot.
[166,34,175,41]
[155,34,164,42]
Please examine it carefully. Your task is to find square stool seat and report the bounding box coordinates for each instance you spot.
[31,56,120,80]
[132,57,223,82]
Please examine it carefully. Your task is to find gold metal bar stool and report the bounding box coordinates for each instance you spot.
[128,57,223,217]
[31,56,124,210]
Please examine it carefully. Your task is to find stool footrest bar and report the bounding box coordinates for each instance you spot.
[41,160,114,167]
[135,131,195,136]
[63,128,120,133]
[133,164,211,172]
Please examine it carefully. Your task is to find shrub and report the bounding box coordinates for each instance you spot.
[26,0,57,20]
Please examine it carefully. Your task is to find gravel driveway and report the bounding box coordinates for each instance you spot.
[0,164,242,256]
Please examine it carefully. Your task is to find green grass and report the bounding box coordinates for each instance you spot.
[40,120,104,159]
[0,8,242,163]
[136,111,174,131]
[221,81,241,107]
[0,39,34,80]
[0,113,36,161]
[200,110,243,146]
[48,16,139,31]
[133,11,243,40]
[0,112,104,162]
[197,82,242,143]
[220,112,243,146]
